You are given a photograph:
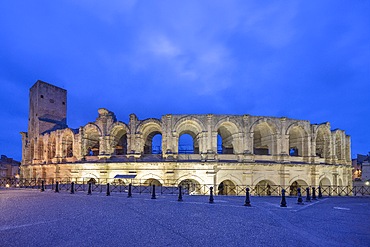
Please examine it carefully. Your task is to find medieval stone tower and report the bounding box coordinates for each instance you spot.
[28,80,67,139]
[22,80,67,164]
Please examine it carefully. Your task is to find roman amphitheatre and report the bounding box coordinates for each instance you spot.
[20,80,352,195]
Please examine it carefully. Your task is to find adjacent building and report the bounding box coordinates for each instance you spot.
[0,155,20,179]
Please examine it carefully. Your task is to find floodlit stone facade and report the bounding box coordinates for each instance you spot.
[20,80,352,194]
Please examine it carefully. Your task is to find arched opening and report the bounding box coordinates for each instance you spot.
[30,140,35,161]
[253,122,275,155]
[289,179,308,196]
[178,133,198,154]
[143,178,162,186]
[179,179,201,195]
[87,178,97,184]
[115,134,127,155]
[337,178,344,196]
[335,132,342,160]
[37,140,44,160]
[218,180,236,195]
[48,137,56,159]
[144,132,162,154]
[319,177,331,187]
[255,180,276,196]
[288,126,306,157]
[345,138,350,162]
[217,126,234,154]
[109,125,128,156]
[319,177,331,195]
[338,178,343,187]
[62,133,73,158]
[84,127,100,156]
[315,127,330,158]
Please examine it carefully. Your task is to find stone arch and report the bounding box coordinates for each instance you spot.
[254,179,277,196]
[82,172,99,183]
[286,123,309,157]
[345,136,350,162]
[109,122,129,155]
[319,177,332,195]
[334,130,343,160]
[61,128,74,158]
[250,119,278,155]
[176,174,206,185]
[214,118,242,154]
[37,138,44,160]
[178,179,202,195]
[138,174,164,186]
[30,139,35,161]
[48,133,57,160]
[143,178,162,186]
[288,179,309,196]
[319,177,331,186]
[314,124,331,159]
[217,179,237,195]
[338,178,343,187]
[137,119,163,154]
[174,117,205,154]
[83,123,102,156]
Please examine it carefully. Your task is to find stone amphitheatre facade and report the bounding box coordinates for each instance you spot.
[20,81,352,195]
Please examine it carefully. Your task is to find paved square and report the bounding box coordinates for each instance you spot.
[1,189,369,246]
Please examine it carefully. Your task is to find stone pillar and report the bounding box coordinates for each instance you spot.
[206,114,214,153]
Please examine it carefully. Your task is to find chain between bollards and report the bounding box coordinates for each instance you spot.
[244,187,251,206]
[280,189,287,207]
[312,187,317,200]
[178,185,183,202]
[318,186,323,198]
[87,182,92,195]
[209,187,214,203]
[128,183,132,198]
[106,183,110,196]
[151,184,156,199]
[55,181,59,193]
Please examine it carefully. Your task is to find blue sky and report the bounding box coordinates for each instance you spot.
[0,1,369,161]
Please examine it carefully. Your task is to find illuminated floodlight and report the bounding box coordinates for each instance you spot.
[5,184,10,188]
[365,181,370,186]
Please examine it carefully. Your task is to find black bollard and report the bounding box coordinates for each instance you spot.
[318,186,323,198]
[151,184,156,199]
[312,187,317,200]
[70,182,75,194]
[244,187,251,206]
[55,181,59,193]
[297,188,303,205]
[128,183,132,198]
[178,185,183,202]
[209,187,214,203]
[305,187,311,202]
[106,183,110,196]
[87,182,92,195]
[40,180,45,192]
[280,189,287,207]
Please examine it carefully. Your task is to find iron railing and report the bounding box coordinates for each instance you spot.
[1,178,370,196]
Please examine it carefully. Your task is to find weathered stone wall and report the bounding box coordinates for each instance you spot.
[20,81,352,192]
